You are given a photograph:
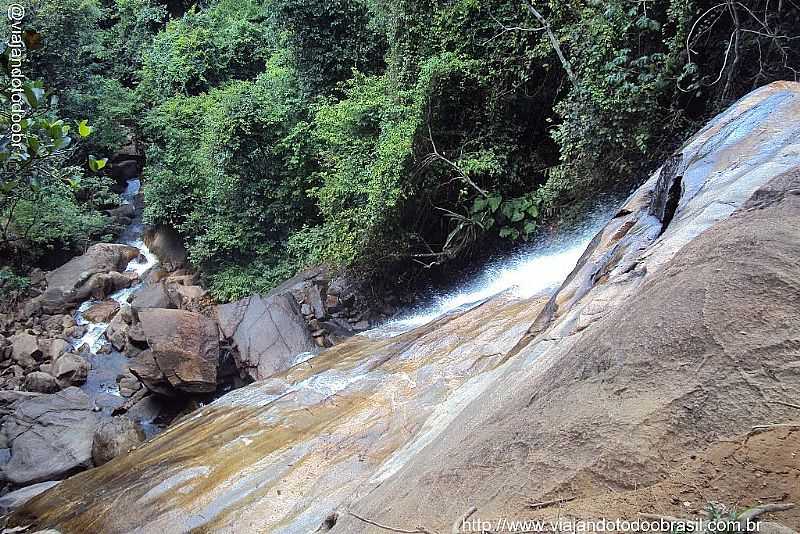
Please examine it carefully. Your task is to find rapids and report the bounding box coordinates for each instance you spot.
[71,179,158,412]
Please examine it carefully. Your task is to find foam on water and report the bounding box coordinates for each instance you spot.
[372,213,607,337]
[72,179,159,354]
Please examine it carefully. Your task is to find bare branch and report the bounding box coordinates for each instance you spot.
[426,122,489,198]
[522,1,578,86]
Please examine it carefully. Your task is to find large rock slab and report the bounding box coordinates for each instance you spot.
[38,244,139,313]
[216,294,318,381]
[1,387,97,485]
[138,309,219,393]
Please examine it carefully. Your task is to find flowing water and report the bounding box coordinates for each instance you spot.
[70,178,159,412]
[372,208,611,337]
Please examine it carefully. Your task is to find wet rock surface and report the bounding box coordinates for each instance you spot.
[0,481,60,514]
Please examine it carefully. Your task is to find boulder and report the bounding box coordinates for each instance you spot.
[23,372,60,393]
[127,350,175,397]
[106,203,135,221]
[51,353,90,387]
[9,333,41,368]
[109,159,140,182]
[82,300,120,323]
[47,339,71,361]
[173,284,206,309]
[91,417,145,466]
[143,226,187,271]
[1,387,97,485]
[105,313,129,351]
[130,283,173,318]
[216,294,317,381]
[38,244,139,313]
[116,371,141,398]
[0,480,60,514]
[138,309,219,393]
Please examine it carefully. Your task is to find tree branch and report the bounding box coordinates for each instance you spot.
[522,1,578,86]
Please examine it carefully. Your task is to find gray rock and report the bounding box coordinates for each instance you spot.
[0,480,60,514]
[38,243,140,313]
[130,282,173,318]
[92,417,145,466]
[10,333,41,369]
[51,353,90,386]
[1,387,98,485]
[47,339,71,361]
[23,372,60,393]
[106,313,129,351]
[216,294,317,381]
[116,371,141,398]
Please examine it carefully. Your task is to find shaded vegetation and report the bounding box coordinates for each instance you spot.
[2,0,798,299]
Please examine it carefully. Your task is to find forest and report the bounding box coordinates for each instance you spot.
[2,0,799,301]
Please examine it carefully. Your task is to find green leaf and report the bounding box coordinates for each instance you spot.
[88,155,108,172]
[77,120,93,138]
[53,135,72,150]
[26,136,40,155]
[471,197,488,214]
[487,195,502,212]
[523,221,537,235]
[510,210,525,223]
[499,227,520,240]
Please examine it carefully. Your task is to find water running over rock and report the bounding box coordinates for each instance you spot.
[71,179,158,412]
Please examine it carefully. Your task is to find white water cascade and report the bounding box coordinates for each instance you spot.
[371,211,609,337]
[72,179,158,354]
[70,178,159,412]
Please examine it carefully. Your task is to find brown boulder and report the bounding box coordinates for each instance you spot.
[47,339,71,361]
[216,294,317,381]
[143,226,187,271]
[138,310,219,393]
[105,314,129,351]
[82,300,120,323]
[127,350,175,397]
[23,372,60,393]
[51,353,90,387]
[173,285,206,308]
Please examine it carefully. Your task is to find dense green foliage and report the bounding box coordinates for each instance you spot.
[0,37,119,268]
[3,0,799,299]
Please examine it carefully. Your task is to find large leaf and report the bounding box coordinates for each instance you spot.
[88,155,108,173]
[77,120,93,138]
